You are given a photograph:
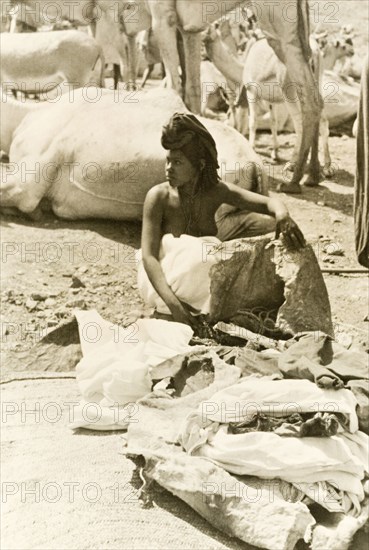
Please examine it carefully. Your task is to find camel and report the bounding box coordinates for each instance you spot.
[204,25,354,183]
[6,0,139,89]
[0,87,268,219]
[0,30,105,97]
[8,0,322,191]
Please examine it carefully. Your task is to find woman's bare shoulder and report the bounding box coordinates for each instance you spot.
[144,182,170,203]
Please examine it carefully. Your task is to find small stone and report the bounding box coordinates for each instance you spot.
[70,275,86,288]
[15,299,22,306]
[25,299,38,311]
[30,292,48,301]
[66,299,86,309]
[323,244,344,256]
[44,298,56,307]
[55,310,68,318]
[36,311,46,318]
[78,265,89,274]
[317,201,326,207]
[17,271,24,275]
[70,288,81,294]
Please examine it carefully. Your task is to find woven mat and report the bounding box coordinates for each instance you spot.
[1,378,254,550]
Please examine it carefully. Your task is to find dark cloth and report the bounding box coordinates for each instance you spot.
[278,333,369,433]
[229,411,347,438]
[355,54,369,267]
[223,333,369,433]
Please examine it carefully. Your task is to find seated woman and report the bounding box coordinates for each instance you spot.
[140,113,305,328]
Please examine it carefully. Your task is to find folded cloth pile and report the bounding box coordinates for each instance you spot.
[179,378,369,515]
[69,310,194,430]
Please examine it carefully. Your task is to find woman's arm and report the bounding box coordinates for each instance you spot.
[141,186,198,327]
[218,182,305,248]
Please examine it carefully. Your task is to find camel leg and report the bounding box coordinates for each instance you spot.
[305,120,321,187]
[253,0,322,192]
[320,110,334,178]
[0,158,55,215]
[151,4,182,97]
[247,91,258,150]
[125,34,138,91]
[283,98,302,175]
[269,104,280,162]
[180,31,202,114]
[113,64,121,90]
[141,65,154,88]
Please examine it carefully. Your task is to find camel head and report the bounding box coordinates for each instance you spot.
[314,27,355,60]
[324,33,355,60]
[202,24,220,59]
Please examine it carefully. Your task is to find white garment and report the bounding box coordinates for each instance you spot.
[198,378,360,433]
[70,310,194,430]
[179,378,368,515]
[137,234,222,315]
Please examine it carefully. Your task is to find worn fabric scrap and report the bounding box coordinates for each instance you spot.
[229,411,348,437]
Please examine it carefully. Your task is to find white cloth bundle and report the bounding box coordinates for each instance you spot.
[70,310,193,430]
[179,378,368,514]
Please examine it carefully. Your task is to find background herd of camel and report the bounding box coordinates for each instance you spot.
[0,0,359,195]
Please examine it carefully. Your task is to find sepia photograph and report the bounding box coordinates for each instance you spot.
[1,1,368,549]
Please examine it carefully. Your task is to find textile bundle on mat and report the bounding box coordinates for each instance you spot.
[70,308,369,549]
[69,310,197,430]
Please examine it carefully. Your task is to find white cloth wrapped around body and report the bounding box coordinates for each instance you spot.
[137,234,222,315]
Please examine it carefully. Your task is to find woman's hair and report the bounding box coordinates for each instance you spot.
[161,112,220,190]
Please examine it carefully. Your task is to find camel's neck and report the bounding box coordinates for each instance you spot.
[0,95,37,154]
[206,1,243,24]
[205,37,243,85]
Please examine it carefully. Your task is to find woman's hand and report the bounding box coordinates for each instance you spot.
[169,299,201,330]
[275,214,306,249]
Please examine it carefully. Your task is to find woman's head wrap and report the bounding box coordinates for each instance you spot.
[161,113,220,189]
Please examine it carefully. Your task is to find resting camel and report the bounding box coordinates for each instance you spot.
[0,87,267,219]
[8,0,321,191]
[0,30,105,97]
[204,25,354,183]
[6,0,139,89]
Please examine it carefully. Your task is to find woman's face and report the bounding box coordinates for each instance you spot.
[165,149,198,188]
